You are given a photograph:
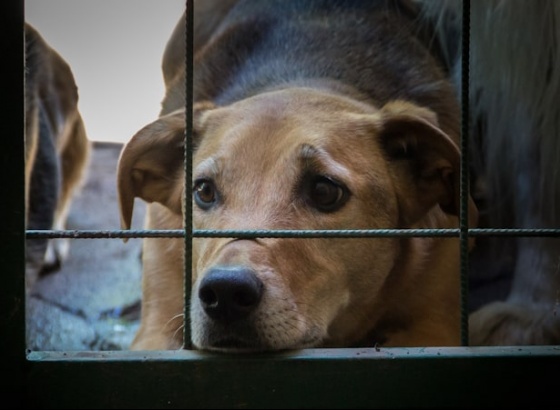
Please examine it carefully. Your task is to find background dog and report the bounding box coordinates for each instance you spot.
[25,23,90,289]
[118,0,478,351]
[420,0,560,346]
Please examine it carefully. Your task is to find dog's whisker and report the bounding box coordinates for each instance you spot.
[163,313,185,331]
[171,323,185,342]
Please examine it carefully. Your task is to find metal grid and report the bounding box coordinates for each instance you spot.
[24,0,560,350]
[11,1,560,407]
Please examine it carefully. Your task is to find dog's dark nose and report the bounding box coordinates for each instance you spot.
[198,267,264,322]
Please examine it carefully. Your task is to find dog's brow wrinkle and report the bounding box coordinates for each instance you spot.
[297,143,353,183]
[300,145,336,174]
[299,143,319,160]
[195,157,220,177]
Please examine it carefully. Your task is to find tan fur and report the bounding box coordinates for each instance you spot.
[119,84,477,350]
[118,0,484,351]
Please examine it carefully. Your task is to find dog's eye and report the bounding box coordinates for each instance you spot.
[193,179,217,209]
[308,176,348,212]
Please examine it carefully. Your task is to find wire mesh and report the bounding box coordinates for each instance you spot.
[23,0,560,350]
[26,228,560,240]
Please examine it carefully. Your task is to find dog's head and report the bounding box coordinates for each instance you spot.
[118,87,476,351]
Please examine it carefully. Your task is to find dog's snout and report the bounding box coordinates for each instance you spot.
[198,267,264,322]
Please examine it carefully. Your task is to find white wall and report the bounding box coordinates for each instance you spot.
[25,0,185,143]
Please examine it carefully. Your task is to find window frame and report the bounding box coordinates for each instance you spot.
[3,0,560,408]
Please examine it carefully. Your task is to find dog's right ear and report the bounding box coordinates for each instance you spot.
[378,100,478,228]
[117,102,215,233]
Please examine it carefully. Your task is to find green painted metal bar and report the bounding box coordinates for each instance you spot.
[1,0,26,408]
[25,227,560,239]
[5,1,560,409]
[459,0,471,346]
[24,347,560,409]
[183,0,194,351]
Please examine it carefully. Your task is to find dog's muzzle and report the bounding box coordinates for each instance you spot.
[191,265,270,351]
[198,266,264,322]
[191,260,323,352]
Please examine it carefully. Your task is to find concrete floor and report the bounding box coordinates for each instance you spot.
[26,142,146,351]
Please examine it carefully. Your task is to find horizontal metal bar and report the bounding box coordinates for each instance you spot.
[24,346,560,409]
[469,228,560,237]
[25,228,560,239]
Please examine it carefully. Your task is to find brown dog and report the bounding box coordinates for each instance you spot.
[25,23,90,289]
[118,0,478,351]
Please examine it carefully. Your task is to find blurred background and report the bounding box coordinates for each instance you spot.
[24,0,185,351]
[25,0,185,143]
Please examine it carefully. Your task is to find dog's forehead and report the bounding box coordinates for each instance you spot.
[196,88,383,158]
[192,89,391,210]
[235,87,378,121]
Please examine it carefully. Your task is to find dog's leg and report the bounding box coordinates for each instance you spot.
[470,178,560,345]
[45,114,90,270]
[25,23,90,286]
[26,104,60,285]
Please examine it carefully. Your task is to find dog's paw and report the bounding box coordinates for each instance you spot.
[469,301,560,346]
[42,238,70,274]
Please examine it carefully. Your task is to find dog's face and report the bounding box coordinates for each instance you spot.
[118,87,467,351]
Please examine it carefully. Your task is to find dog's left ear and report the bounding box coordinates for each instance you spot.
[379,100,477,227]
[117,102,215,233]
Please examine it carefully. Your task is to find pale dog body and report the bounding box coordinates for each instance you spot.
[25,23,90,288]
[421,0,560,345]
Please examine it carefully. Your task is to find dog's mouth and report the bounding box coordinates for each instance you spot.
[202,337,279,353]
[191,265,329,352]
[194,323,324,353]
[200,336,318,353]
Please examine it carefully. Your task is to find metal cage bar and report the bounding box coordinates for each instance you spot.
[459,0,471,347]
[21,0,560,349]
[183,0,194,350]
[26,227,560,239]
[9,0,560,408]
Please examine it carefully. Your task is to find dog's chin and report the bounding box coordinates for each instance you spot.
[192,327,323,353]
[195,338,318,353]
[196,339,290,354]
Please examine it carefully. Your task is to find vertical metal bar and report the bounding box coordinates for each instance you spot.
[183,0,194,349]
[2,0,26,405]
[460,0,471,346]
